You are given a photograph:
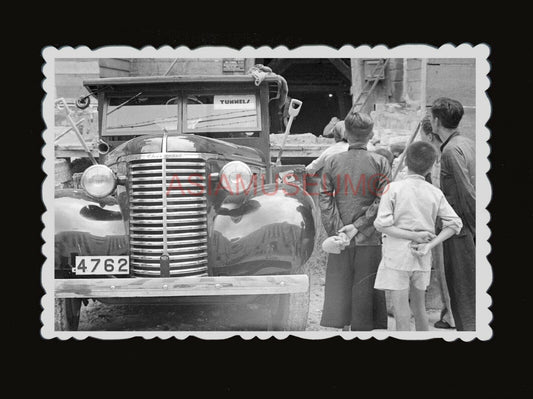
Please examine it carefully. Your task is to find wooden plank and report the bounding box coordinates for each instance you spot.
[99,68,131,78]
[55,275,309,298]
[99,58,131,72]
[328,58,352,81]
[130,58,224,76]
[271,144,330,151]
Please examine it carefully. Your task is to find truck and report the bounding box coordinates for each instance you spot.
[54,72,318,331]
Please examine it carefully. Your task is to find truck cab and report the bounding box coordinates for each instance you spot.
[54,74,317,331]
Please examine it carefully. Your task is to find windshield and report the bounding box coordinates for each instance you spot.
[185,94,260,132]
[106,95,179,136]
[104,92,261,136]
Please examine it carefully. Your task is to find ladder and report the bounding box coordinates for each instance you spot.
[352,58,389,113]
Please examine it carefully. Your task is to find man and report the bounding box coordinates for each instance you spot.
[306,121,349,174]
[322,116,340,138]
[429,97,476,331]
[319,110,390,331]
[420,113,456,329]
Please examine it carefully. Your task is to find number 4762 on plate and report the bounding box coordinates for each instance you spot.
[74,256,130,275]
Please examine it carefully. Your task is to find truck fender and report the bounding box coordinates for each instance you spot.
[210,183,317,276]
[54,189,128,275]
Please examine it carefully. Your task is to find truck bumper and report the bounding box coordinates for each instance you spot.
[55,275,309,299]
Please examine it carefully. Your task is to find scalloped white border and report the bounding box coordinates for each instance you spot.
[41,44,492,341]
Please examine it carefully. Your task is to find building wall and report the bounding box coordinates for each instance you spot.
[350,58,405,113]
[99,58,131,77]
[352,58,476,141]
[55,58,131,100]
[55,58,101,99]
[129,58,255,76]
[426,58,476,141]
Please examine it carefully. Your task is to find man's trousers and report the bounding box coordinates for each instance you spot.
[320,245,387,331]
[443,231,476,331]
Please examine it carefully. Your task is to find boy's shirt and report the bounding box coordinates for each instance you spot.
[374,174,462,271]
[319,143,391,246]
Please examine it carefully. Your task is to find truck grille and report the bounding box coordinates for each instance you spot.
[128,156,208,277]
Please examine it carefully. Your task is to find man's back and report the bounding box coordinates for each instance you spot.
[440,133,475,233]
[320,144,391,246]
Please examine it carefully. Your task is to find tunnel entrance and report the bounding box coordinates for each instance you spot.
[262,58,353,135]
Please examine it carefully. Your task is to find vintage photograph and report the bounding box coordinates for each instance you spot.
[41,45,491,339]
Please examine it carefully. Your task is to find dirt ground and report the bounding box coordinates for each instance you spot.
[77,223,448,332]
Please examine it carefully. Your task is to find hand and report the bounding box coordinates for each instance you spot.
[338,224,358,240]
[410,242,432,256]
[411,231,436,243]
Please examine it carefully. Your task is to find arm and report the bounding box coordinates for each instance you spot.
[411,227,457,256]
[319,161,344,237]
[351,158,392,236]
[379,225,436,243]
[372,186,435,243]
[306,151,327,174]
[437,193,463,234]
[412,194,463,255]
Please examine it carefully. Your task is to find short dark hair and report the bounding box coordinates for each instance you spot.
[405,141,438,175]
[374,148,394,166]
[344,111,373,140]
[431,97,464,129]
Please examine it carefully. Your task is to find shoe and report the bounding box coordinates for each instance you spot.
[434,320,454,329]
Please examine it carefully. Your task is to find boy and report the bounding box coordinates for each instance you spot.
[373,141,463,331]
[319,110,390,331]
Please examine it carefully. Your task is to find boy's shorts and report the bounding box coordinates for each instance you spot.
[374,266,430,291]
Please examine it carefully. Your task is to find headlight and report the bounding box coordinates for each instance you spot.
[80,165,117,198]
[219,161,253,194]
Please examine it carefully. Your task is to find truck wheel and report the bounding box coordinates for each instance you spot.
[55,298,82,331]
[270,263,310,331]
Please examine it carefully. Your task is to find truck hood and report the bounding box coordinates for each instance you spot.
[105,134,264,165]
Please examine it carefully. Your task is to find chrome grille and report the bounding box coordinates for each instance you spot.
[128,156,208,277]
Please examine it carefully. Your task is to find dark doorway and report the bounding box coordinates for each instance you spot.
[289,91,340,134]
[262,58,353,136]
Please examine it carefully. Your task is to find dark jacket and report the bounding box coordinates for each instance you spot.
[319,143,392,246]
[440,132,476,237]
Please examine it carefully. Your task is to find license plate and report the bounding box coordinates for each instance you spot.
[74,256,130,275]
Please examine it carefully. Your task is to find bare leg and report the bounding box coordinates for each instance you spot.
[409,285,429,331]
[433,243,455,327]
[390,289,410,331]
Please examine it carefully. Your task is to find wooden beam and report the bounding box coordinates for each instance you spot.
[350,59,365,106]
[55,275,309,298]
[267,59,294,75]
[288,84,350,93]
[328,58,352,81]
[420,58,428,109]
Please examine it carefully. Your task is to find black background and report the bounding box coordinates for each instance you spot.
[16,27,529,395]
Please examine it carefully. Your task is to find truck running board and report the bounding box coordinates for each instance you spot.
[55,275,309,298]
